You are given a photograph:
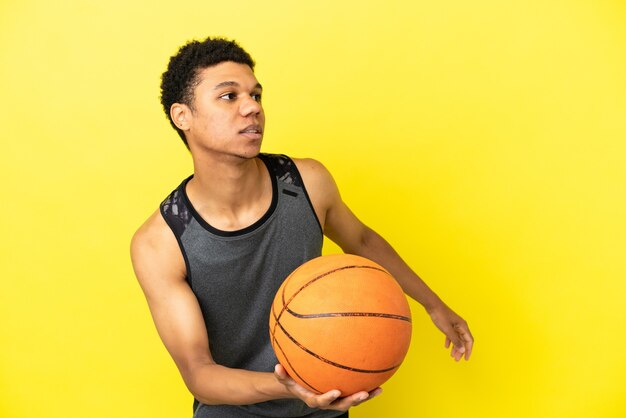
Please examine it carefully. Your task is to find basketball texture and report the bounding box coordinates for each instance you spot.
[269,254,412,395]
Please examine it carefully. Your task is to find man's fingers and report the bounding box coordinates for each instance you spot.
[448,322,474,361]
[369,387,383,398]
[274,364,296,385]
[451,338,466,354]
[274,364,286,379]
[331,391,369,409]
[445,325,465,361]
[455,322,474,360]
[450,345,462,361]
[314,390,342,408]
[464,336,474,360]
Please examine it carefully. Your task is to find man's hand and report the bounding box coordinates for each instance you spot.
[274,364,382,411]
[428,303,474,361]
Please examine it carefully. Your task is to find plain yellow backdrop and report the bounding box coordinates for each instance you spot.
[1,0,625,417]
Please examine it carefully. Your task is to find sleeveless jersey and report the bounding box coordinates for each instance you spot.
[160,154,342,418]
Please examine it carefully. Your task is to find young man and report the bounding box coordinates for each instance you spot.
[131,37,473,418]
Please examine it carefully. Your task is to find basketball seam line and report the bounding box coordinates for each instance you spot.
[285,309,412,322]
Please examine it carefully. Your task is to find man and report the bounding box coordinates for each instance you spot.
[131,37,473,418]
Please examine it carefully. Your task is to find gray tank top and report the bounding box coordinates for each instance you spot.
[160,154,343,418]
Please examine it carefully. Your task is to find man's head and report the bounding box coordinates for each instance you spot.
[160,37,255,149]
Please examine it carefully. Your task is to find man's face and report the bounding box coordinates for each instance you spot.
[185,61,264,159]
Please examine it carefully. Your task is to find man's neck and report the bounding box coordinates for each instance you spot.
[185,152,271,231]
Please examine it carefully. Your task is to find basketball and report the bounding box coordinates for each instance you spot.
[269,254,412,395]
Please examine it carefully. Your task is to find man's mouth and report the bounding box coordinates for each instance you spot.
[239,125,263,134]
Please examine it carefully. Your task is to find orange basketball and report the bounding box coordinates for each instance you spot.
[269,254,412,395]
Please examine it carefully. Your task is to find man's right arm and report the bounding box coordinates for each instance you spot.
[130,210,290,405]
[129,210,371,409]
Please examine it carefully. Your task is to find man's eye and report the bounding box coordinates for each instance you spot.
[220,93,236,100]
[252,94,262,102]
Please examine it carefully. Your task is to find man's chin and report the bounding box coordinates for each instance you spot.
[232,149,261,160]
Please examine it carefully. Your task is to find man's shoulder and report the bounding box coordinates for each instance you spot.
[290,157,335,187]
[131,209,177,259]
[288,157,340,220]
[130,208,186,284]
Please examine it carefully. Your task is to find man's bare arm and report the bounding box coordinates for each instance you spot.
[130,211,290,405]
[296,158,474,361]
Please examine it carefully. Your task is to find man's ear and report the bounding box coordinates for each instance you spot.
[170,103,191,131]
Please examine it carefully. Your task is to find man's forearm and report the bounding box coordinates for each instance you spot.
[348,226,444,312]
[184,363,292,406]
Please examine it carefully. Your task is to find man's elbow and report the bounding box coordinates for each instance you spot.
[341,225,377,255]
[179,360,224,405]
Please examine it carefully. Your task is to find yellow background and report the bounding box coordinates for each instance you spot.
[1,0,625,417]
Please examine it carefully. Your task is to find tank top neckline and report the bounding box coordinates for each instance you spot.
[180,154,278,237]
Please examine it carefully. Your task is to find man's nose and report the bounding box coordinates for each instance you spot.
[240,95,262,117]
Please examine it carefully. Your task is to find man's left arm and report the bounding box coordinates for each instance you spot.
[296,158,474,361]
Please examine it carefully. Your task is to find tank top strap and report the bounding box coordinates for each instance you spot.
[259,153,305,188]
[259,153,323,234]
[160,175,193,239]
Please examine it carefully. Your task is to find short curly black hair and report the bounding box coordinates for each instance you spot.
[160,37,255,148]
